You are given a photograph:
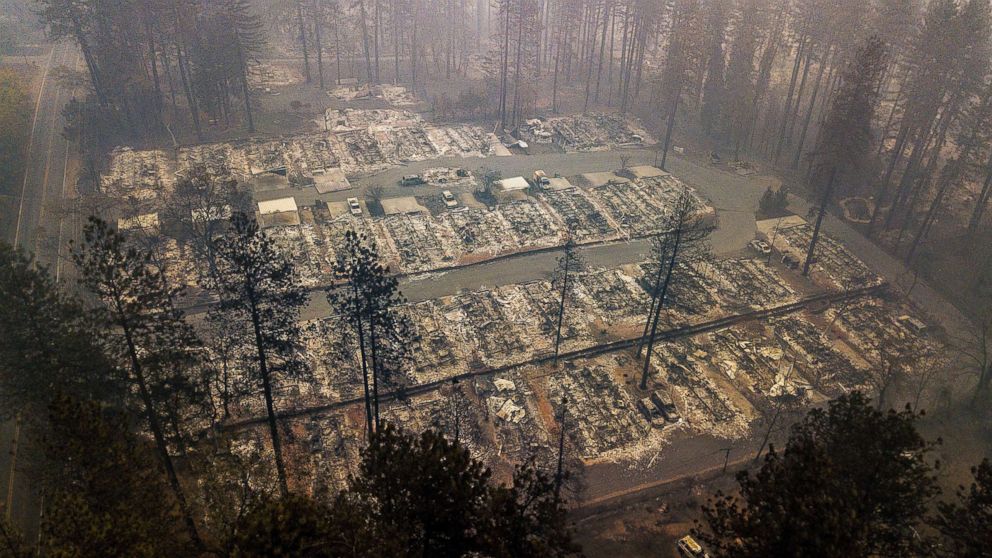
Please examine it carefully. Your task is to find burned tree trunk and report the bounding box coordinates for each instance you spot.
[297,0,312,83]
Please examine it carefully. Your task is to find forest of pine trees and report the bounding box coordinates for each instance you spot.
[41,0,992,267]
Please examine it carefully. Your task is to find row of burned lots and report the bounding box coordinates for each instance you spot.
[228,288,944,496]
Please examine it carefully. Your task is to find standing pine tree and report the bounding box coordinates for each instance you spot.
[657,0,702,171]
[551,230,584,365]
[0,242,116,416]
[72,217,205,548]
[200,0,266,132]
[162,166,247,287]
[802,36,886,276]
[210,212,310,497]
[934,458,992,556]
[637,188,712,389]
[695,392,939,556]
[699,0,728,138]
[328,230,412,438]
[41,395,194,557]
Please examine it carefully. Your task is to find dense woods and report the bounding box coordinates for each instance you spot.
[36,0,992,277]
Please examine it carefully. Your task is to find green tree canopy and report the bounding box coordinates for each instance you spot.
[935,458,992,557]
[41,395,193,557]
[696,392,939,557]
[228,425,580,557]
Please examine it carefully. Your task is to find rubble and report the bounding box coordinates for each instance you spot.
[829,297,941,364]
[576,267,653,326]
[178,143,251,183]
[517,113,655,152]
[475,370,554,466]
[440,206,519,258]
[711,258,798,310]
[760,217,881,289]
[546,360,649,459]
[496,200,562,248]
[103,111,513,201]
[450,290,527,367]
[223,254,946,489]
[101,147,175,201]
[419,167,476,188]
[375,213,460,273]
[770,315,869,395]
[250,62,303,87]
[327,84,419,106]
[326,108,423,131]
[649,343,751,439]
[538,186,616,241]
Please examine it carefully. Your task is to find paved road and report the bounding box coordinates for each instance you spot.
[1,41,79,540]
[277,148,766,319]
[5,42,78,274]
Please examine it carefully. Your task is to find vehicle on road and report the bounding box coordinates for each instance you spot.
[400,174,425,186]
[442,190,458,208]
[347,197,362,215]
[749,239,772,255]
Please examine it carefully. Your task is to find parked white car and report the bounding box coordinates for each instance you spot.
[749,239,772,255]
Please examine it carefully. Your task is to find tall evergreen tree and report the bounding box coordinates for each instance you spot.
[637,188,712,389]
[935,458,992,557]
[723,0,764,159]
[228,425,579,556]
[72,217,205,548]
[551,232,583,365]
[210,212,310,497]
[803,36,886,276]
[328,230,412,438]
[657,0,702,170]
[162,165,246,285]
[699,0,728,138]
[696,392,939,556]
[41,395,193,557]
[0,243,117,417]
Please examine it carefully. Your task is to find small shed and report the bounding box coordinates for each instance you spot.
[258,197,300,227]
[497,176,530,192]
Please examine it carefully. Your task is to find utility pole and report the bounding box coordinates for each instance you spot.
[753,406,781,464]
[721,447,732,473]
[554,396,567,501]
